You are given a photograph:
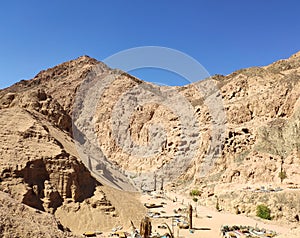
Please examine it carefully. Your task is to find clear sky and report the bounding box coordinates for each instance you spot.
[0,0,300,88]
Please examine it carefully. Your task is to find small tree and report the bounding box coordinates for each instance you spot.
[278,170,287,183]
[256,204,271,220]
[192,197,198,202]
[190,189,200,196]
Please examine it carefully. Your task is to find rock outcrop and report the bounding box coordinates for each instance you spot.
[0,108,98,213]
[0,191,76,238]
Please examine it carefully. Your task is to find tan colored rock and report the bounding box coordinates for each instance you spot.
[0,191,77,237]
[0,51,300,236]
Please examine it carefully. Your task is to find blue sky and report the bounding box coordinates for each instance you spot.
[0,0,300,88]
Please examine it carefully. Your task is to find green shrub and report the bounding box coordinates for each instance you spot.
[190,189,200,196]
[192,197,198,202]
[278,170,287,183]
[256,204,271,220]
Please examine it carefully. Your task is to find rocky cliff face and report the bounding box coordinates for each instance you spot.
[72,52,300,224]
[0,52,299,235]
[0,56,145,236]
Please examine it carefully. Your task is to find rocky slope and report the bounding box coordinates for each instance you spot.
[191,52,300,225]
[0,57,145,236]
[0,191,76,238]
[72,52,300,225]
[0,52,299,235]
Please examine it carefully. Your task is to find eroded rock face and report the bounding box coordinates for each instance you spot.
[18,154,98,212]
[0,88,72,133]
[0,106,144,235]
[184,54,300,224]
[0,108,99,214]
[0,56,145,236]
[0,52,300,232]
[0,191,77,238]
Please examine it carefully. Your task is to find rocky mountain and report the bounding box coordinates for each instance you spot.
[0,57,145,237]
[0,52,299,236]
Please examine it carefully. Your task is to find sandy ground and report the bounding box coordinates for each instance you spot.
[138,190,296,238]
[82,189,298,238]
[55,185,146,235]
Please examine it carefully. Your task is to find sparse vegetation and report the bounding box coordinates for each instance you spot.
[278,170,287,183]
[190,189,200,196]
[192,197,198,202]
[256,204,271,220]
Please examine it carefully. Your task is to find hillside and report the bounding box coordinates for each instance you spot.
[0,52,299,236]
[0,56,145,236]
